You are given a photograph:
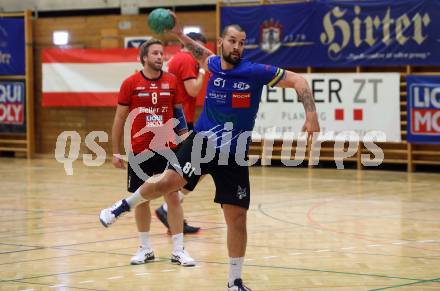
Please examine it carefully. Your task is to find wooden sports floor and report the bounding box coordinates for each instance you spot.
[0,157,439,290]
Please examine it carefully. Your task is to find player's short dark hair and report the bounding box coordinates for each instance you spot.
[221,24,244,38]
[186,32,207,44]
[139,38,163,65]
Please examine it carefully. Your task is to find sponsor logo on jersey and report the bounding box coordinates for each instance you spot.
[135,86,145,90]
[161,83,169,89]
[150,83,158,88]
[159,91,171,96]
[208,91,227,104]
[233,82,250,90]
[146,114,163,127]
[232,92,251,108]
[140,107,159,114]
[138,92,150,97]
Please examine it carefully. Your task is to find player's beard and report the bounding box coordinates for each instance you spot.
[222,45,241,65]
[147,60,163,72]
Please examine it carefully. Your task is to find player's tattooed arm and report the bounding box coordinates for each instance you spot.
[297,87,316,113]
[185,42,212,61]
[276,70,316,112]
[276,70,320,136]
[178,36,214,71]
[167,11,214,70]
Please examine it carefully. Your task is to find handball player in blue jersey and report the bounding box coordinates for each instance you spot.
[100,12,320,291]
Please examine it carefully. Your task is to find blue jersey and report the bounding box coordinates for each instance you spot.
[194,56,285,154]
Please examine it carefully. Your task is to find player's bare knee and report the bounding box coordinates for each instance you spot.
[155,179,171,195]
[135,201,150,210]
[164,191,180,206]
[225,206,247,229]
[229,218,247,233]
[232,212,247,226]
[156,171,184,195]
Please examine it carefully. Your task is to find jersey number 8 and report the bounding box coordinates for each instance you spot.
[151,92,158,104]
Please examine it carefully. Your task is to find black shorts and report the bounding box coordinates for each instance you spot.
[168,132,251,209]
[127,151,172,193]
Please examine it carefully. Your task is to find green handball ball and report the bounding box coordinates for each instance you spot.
[148,8,175,34]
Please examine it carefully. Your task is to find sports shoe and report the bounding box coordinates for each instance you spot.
[183,220,201,234]
[227,279,252,291]
[130,246,155,265]
[156,205,201,234]
[99,199,130,227]
[171,249,196,267]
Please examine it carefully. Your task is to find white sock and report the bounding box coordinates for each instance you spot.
[172,233,184,252]
[139,232,151,249]
[162,191,184,212]
[228,257,244,286]
[126,188,145,208]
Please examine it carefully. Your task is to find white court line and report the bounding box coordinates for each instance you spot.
[418,240,435,243]
[288,252,303,256]
[315,249,330,253]
[49,285,65,288]
[20,289,34,291]
[79,280,95,284]
[135,272,150,276]
[392,241,408,245]
[263,255,278,259]
[367,244,382,247]
[244,258,254,261]
[161,269,175,272]
[340,247,356,250]
[107,276,123,280]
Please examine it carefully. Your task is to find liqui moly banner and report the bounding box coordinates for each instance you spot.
[221,0,440,67]
[0,81,26,133]
[406,75,440,144]
[254,73,401,142]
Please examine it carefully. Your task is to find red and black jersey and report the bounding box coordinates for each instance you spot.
[166,51,199,123]
[118,70,183,153]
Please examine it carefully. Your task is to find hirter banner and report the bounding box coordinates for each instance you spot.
[406,75,440,144]
[42,48,141,107]
[221,0,440,67]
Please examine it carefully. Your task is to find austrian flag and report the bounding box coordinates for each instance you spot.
[42,48,140,106]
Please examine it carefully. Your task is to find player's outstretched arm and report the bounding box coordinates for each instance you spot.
[167,12,214,71]
[276,71,320,138]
